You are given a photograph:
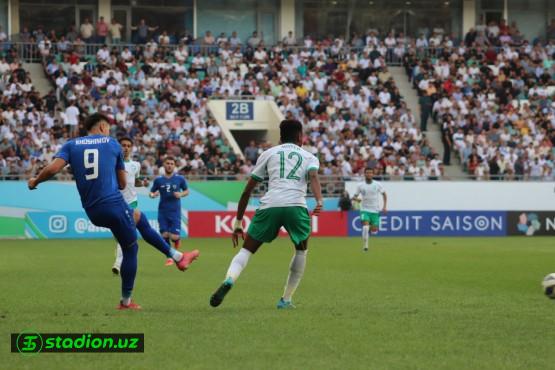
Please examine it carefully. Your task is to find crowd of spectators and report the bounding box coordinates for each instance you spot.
[1,19,554,182]
[407,21,554,181]
[45,29,447,181]
[0,47,52,179]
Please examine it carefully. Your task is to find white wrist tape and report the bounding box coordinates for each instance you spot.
[233,219,243,230]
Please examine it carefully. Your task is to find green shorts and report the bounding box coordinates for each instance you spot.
[128,200,138,209]
[360,211,380,227]
[247,206,311,246]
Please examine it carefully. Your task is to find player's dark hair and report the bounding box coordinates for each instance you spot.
[280,119,303,144]
[164,156,176,163]
[365,167,374,172]
[119,137,133,145]
[84,113,110,132]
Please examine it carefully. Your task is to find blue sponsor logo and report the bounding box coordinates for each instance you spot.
[25,211,188,239]
[348,211,507,236]
[226,102,253,120]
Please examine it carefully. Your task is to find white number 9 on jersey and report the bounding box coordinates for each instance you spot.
[84,149,99,180]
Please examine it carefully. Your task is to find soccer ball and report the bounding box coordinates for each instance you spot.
[541,273,555,299]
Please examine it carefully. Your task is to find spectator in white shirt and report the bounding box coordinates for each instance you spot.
[64,103,80,137]
[253,46,267,62]
[96,45,110,64]
[0,26,7,44]
[283,31,296,46]
[120,47,133,61]
[80,18,94,43]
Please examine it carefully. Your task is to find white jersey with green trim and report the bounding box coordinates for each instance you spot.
[356,180,385,212]
[121,160,141,204]
[251,143,319,209]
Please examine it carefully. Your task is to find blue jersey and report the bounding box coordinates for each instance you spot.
[150,174,188,214]
[55,135,125,209]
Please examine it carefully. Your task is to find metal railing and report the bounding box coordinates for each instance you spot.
[2,40,475,65]
[1,173,550,184]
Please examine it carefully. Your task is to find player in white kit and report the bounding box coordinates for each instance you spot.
[210,120,324,309]
[112,137,149,274]
[353,168,387,252]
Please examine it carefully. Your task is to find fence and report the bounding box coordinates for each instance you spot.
[2,40,475,65]
[2,179,554,238]
[1,173,550,190]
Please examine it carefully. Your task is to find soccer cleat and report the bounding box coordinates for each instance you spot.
[165,258,174,266]
[209,277,234,307]
[117,300,142,310]
[176,250,200,271]
[112,265,120,275]
[276,298,296,309]
[363,246,368,252]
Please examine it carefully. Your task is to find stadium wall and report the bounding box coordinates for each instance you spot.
[344,181,555,211]
[0,181,554,239]
[0,181,338,238]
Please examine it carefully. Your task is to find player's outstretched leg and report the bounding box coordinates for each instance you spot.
[362,223,370,252]
[117,242,141,310]
[112,243,123,275]
[278,241,308,309]
[210,235,262,307]
[166,235,181,266]
[209,249,250,307]
[135,212,199,271]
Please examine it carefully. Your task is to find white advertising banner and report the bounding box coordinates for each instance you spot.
[345,182,555,211]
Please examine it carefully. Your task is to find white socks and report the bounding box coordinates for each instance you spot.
[170,249,183,262]
[223,248,307,301]
[282,250,308,301]
[114,244,123,269]
[225,248,252,282]
[362,225,370,248]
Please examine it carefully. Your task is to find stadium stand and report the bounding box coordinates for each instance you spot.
[405,26,554,181]
[0,21,553,181]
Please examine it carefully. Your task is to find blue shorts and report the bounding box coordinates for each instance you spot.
[158,212,181,235]
[86,200,137,248]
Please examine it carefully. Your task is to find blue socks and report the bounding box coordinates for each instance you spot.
[136,212,175,258]
[120,242,138,299]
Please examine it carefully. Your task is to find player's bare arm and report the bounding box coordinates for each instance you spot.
[149,191,159,198]
[308,170,323,216]
[232,178,258,247]
[117,169,127,190]
[28,158,67,190]
[382,192,388,214]
[173,189,189,199]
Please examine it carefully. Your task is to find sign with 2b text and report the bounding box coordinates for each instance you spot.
[226,102,253,120]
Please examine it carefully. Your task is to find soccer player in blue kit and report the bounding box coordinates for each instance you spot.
[28,113,199,310]
[149,156,188,266]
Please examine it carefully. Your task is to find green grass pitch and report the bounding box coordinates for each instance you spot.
[2,237,555,370]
